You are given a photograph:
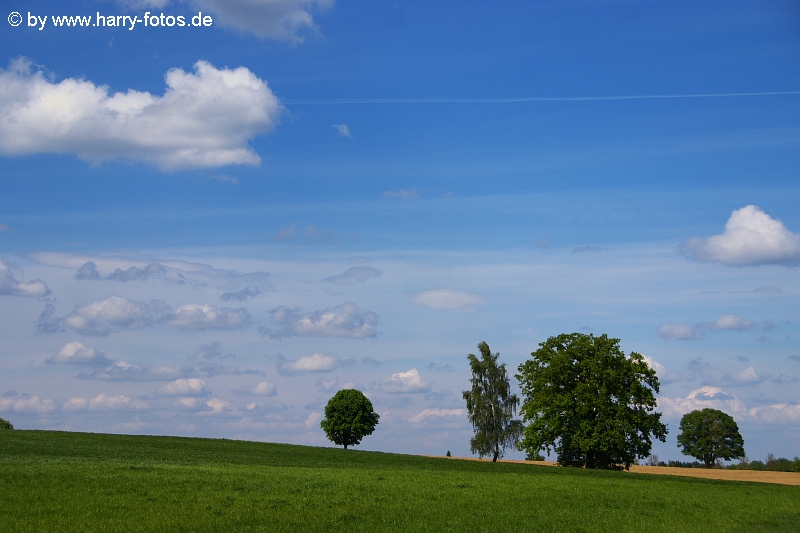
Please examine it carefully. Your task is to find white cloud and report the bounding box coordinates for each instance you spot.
[193,0,334,41]
[0,395,57,413]
[749,403,800,424]
[277,353,344,375]
[680,205,800,266]
[322,266,382,285]
[63,296,157,336]
[409,408,464,423]
[47,341,113,365]
[722,366,769,386]
[410,289,482,311]
[305,411,323,428]
[250,382,278,396]
[332,123,352,137]
[641,356,693,384]
[265,302,378,338]
[200,398,235,416]
[700,314,754,331]
[81,361,194,381]
[62,394,148,411]
[379,368,432,394]
[0,260,50,297]
[0,59,281,170]
[164,304,251,331]
[658,386,748,420]
[383,187,421,200]
[656,322,703,340]
[157,378,210,397]
[315,377,360,393]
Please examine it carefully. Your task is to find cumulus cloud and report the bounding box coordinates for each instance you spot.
[411,289,482,312]
[680,205,800,266]
[157,378,210,397]
[656,322,704,340]
[700,315,754,331]
[409,408,464,423]
[315,377,361,393]
[163,304,250,331]
[46,341,113,365]
[0,59,281,170]
[658,314,756,340]
[721,366,769,386]
[379,368,432,394]
[642,356,692,384]
[264,302,378,338]
[0,260,50,297]
[62,296,159,336]
[62,394,148,411]
[332,123,352,137]
[749,403,800,424]
[42,297,249,335]
[322,266,382,285]
[277,353,353,375]
[0,395,57,413]
[658,386,748,419]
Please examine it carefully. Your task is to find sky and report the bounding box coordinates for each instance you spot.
[0,0,798,463]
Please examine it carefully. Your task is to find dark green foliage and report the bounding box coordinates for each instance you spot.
[526,450,545,461]
[727,454,800,472]
[0,417,13,430]
[462,342,523,462]
[2,430,799,532]
[517,333,667,470]
[320,389,379,449]
[446,450,451,457]
[677,408,745,468]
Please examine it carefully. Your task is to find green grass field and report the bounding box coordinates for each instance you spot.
[1,430,798,532]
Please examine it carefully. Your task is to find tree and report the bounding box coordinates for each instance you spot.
[676,408,745,468]
[462,342,523,462]
[516,333,667,470]
[0,417,12,430]
[320,389,379,450]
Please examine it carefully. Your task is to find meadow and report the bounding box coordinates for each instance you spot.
[1,430,798,532]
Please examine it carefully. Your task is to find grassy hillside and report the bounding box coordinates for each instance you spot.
[1,430,798,532]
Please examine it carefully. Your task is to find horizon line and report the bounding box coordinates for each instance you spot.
[283,91,800,105]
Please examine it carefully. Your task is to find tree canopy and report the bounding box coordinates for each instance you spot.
[677,408,745,468]
[0,417,12,430]
[516,333,667,469]
[462,342,523,462]
[320,389,379,450]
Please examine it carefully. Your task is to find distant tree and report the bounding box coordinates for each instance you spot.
[320,389,379,450]
[517,333,667,470]
[0,417,12,430]
[676,408,745,468]
[462,342,523,462]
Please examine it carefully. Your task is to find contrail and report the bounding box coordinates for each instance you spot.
[283,91,800,105]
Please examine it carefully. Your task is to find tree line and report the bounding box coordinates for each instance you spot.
[462,333,747,470]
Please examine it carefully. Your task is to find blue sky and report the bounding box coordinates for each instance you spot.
[1,0,799,462]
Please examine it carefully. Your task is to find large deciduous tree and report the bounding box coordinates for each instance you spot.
[516,333,667,469]
[0,417,12,430]
[677,408,745,468]
[320,389,379,450]
[463,342,523,462]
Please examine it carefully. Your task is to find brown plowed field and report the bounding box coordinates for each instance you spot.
[438,456,800,486]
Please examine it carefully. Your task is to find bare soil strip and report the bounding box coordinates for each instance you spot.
[436,456,800,486]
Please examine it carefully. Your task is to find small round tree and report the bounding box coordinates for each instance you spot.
[320,389,379,450]
[677,408,744,468]
[0,417,13,430]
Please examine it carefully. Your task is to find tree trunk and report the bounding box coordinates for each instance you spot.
[493,450,498,462]
[344,444,348,450]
